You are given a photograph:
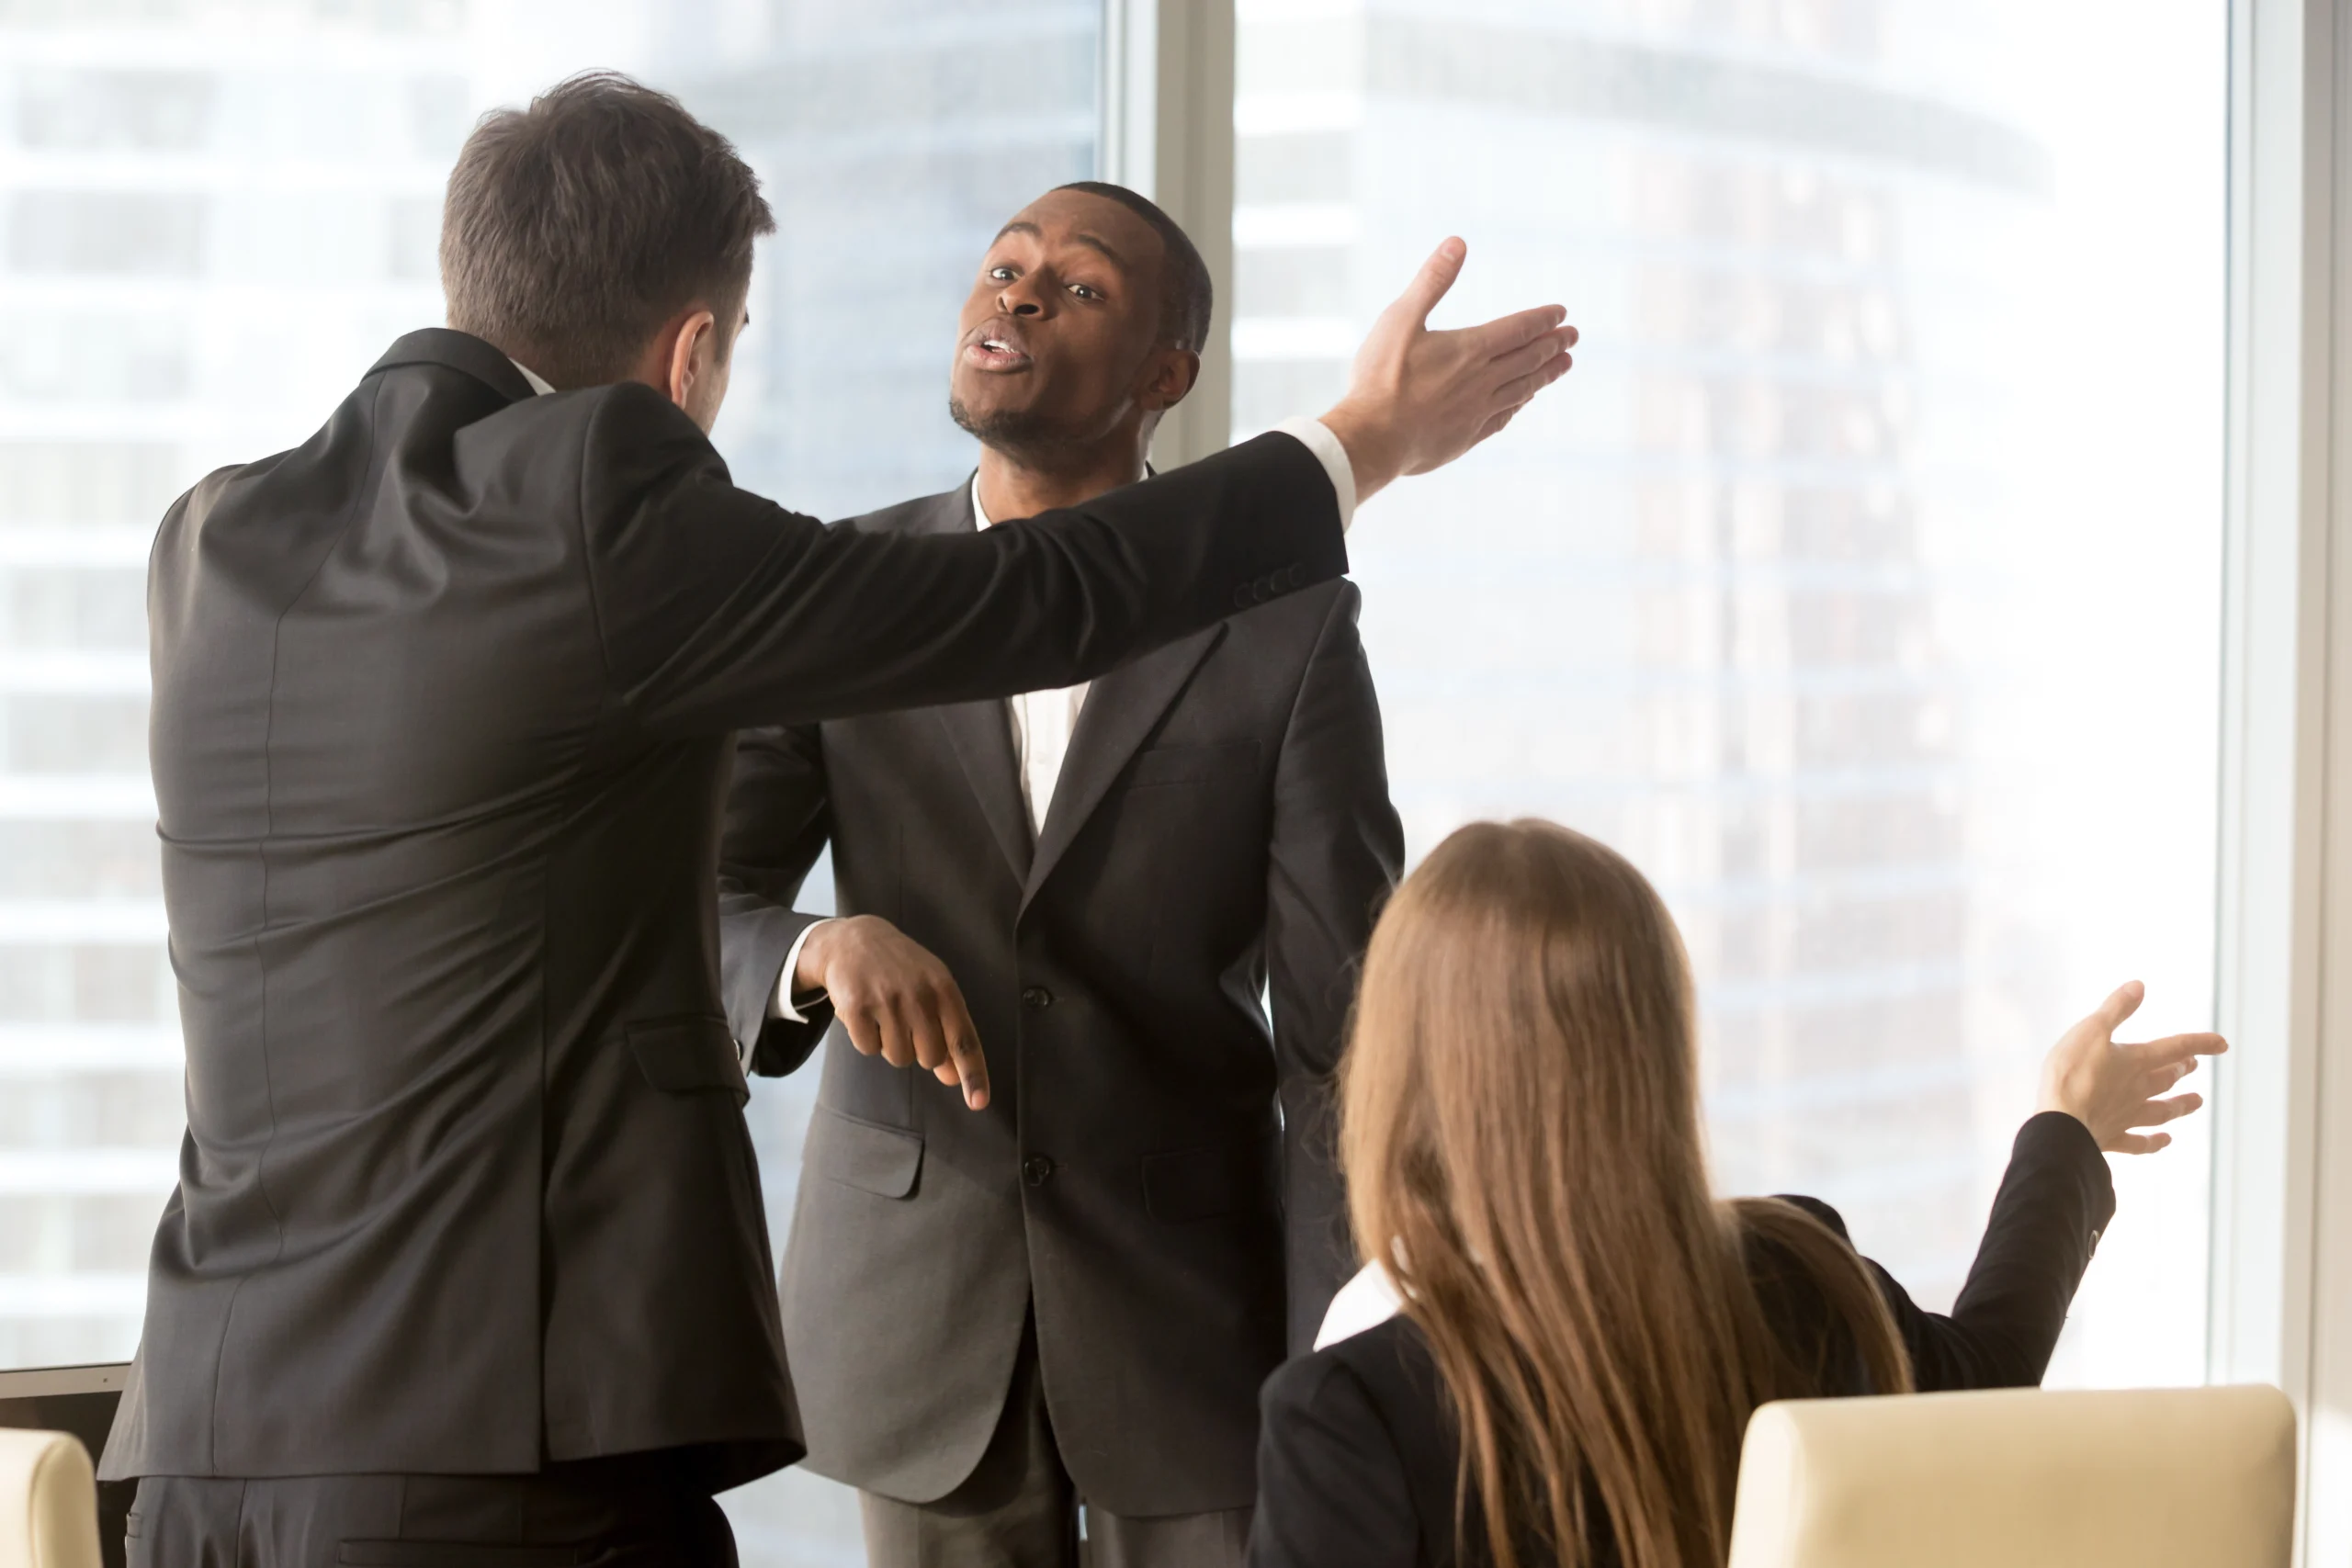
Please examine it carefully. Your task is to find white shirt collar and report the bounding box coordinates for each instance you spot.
[507,356,556,397]
[969,466,1148,531]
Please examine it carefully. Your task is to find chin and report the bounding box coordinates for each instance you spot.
[950,390,1060,449]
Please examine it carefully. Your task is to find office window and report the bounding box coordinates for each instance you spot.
[0,3,1097,1562]
[1234,0,2226,1385]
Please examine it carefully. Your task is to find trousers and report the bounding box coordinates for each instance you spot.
[125,1453,737,1568]
[857,1321,1250,1568]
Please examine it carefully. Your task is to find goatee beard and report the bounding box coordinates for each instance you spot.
[949,395,1083,466]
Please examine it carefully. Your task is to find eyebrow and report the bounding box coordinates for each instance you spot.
[989,220,1131,274]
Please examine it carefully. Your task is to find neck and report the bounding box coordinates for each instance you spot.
[975,436,1149,522]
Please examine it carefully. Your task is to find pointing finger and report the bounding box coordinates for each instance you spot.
[942,988,989,1111]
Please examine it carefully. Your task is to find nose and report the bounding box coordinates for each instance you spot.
[997,272,1050,319]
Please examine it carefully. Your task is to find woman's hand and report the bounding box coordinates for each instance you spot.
[2036,981,2227,1154]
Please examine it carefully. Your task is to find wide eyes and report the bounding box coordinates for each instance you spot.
[983,264,1105,302]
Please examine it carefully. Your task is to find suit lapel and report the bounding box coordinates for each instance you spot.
[1023,622,1227,912]
[935,698,1034,884]
[910,482,1035,884]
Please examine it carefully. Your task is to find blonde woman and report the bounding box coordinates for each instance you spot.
[1249,820,2221,1568]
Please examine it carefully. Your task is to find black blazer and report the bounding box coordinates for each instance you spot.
[105,329,1347,1490]
[1249,1112,2117,1568]
[716,481,1405,1517]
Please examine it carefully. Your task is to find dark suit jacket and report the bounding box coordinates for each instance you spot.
[104,328,1348,1489]
[1248,1112,2117,1568]
[715,481,1404,1516]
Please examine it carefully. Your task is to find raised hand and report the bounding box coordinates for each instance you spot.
[2034,981,2226,1154]
[1318,237,1578,504]
[795,914,990,1111]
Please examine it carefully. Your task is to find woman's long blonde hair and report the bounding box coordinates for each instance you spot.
[1340,820,1912,1568]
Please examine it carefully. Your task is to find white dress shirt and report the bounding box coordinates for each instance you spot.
[971,472,1107,839]
[769,415,1358,1023]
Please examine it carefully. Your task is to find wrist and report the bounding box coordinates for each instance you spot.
[2033,1076,2098,1142]
[1318,399,1403,504]
[794,919,842,992]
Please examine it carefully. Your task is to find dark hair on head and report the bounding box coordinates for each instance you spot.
[440,72,775,389]
[1051,180,1214,353]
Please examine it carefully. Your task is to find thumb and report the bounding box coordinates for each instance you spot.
[1389,237,1467,329]
[2095,979,2146,1032]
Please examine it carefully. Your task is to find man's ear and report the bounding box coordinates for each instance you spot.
[666,308,719,409]
[1139,344,1202,413]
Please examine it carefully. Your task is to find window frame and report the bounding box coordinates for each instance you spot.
[1098,0,1237,468]
[2212,0,2352,1554]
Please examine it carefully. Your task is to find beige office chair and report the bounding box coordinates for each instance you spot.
[1726,1383,2296,1568]
[0,1430,99,1568]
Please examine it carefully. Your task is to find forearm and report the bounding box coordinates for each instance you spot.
[716,723,837,1069]
[1883,1111,2116,1390]
[718,899,834,1075]
[590,391,1351,738]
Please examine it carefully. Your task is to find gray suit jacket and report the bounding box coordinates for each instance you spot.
[106,330,1347,1489]
[717,482,1403,1515]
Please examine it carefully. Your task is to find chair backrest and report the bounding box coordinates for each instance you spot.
[1725,1383,2296,1568]
[0,1431,100,1568]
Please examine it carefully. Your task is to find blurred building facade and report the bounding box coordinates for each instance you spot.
[1230,0,2093,1304]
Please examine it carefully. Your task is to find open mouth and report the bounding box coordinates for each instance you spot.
[963,329,1033,372]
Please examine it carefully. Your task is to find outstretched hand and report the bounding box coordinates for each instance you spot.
[2035,981,2226,1154]
[1319,238,1578,505]
[796,915,989,1111]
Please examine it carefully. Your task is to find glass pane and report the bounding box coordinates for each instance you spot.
[1233,0,2225,1387]
[0,3,1096,1561]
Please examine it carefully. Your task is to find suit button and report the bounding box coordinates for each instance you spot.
[1251,580,1272,604]
[1283,563,1305,587]
[1023,1155,1056,1187]
[1022,986,1054,1010]
[1232,585,1254,610]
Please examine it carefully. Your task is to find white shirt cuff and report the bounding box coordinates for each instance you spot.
[769,918,834,1024]
[1272,416,1357,534]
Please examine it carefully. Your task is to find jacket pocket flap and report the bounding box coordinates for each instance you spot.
[809,1106,924,1199]
[625,1016,748,1101]
[1142,1137,1273,1224]
[1120,740,1261,790]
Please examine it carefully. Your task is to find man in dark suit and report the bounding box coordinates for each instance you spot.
[716,184,1404,1568]
[104,72,1576,1568]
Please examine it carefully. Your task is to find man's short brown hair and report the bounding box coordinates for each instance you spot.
[440,72,775,389]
